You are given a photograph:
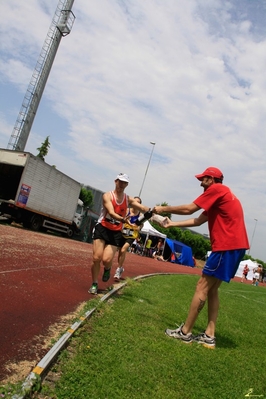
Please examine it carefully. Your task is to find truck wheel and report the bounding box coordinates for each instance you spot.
[66,228,74,238]
[30,215,42,231]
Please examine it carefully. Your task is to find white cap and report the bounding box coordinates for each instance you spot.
[116,173,130,183]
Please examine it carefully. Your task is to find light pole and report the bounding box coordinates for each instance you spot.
[139,142,156,197]
[248,218,258,255]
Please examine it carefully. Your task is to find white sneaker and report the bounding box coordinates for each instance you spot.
[193,332,216,349]
[165,323,193,344]
[114,267,124,281]
[88,283,98,295]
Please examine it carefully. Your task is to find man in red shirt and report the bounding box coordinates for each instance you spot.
[153,167,249,348]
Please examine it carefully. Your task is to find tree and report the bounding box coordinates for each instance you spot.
[80,187,94,209]
[36,136,50,161]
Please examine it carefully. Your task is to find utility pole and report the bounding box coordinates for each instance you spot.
[139,142,156,198]
[247,218,258,255]
[7,0,75,151]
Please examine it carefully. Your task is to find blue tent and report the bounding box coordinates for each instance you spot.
[165,238,194,267]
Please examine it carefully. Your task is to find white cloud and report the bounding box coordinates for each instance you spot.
[0,0,265,261]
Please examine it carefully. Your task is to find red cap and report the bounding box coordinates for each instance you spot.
[195,167,224,181]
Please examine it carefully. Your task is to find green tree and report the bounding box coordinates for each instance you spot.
[36,136,50,161]
[80,187,94,209]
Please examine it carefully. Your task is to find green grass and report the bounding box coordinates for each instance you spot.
[39,275,266,399]
[3,275,266,399]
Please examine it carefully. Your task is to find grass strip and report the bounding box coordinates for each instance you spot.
[8,275,266,398]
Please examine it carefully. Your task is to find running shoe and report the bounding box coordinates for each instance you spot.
[165,323,193,344]
[114,267,124,281]
[193,332,216,349]
[88,283,98,295]
[102,268,111,282]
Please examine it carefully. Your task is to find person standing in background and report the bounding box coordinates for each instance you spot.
[252,264,262,286]
[144,237,153,257]
[241,264,249,282]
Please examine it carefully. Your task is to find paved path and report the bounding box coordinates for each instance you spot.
[0,224,203,382]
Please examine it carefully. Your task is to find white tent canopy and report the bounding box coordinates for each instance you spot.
[140,221,167,252]
[140,221,166,239]
[235,259,258,281]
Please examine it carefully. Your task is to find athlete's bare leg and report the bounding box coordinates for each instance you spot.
[118,242,130,268]
[91,239,118,282]
[205,279,222,337]
[102,244,118,270]
[181,275,222,336]
[91,238,105,282]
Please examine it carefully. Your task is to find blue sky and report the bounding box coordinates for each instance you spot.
[0,0,265,261]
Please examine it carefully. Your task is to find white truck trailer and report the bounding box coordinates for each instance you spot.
[0,149,84,237]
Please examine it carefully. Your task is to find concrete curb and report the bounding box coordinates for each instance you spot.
[12,272,176,399]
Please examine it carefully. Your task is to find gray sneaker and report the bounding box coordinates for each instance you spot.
[193,332,216,349]
[114,267,124,281]
[165,323,193,344]
[88,283,98,295]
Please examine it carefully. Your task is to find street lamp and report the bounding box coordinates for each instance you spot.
[138,142,156,197]
[248,218,258,255]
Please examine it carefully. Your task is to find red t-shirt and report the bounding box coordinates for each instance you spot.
[194,184,249,251]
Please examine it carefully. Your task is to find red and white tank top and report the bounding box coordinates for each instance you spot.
[99,191,128,231]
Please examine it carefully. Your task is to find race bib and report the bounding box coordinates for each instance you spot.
[122,223,139,239]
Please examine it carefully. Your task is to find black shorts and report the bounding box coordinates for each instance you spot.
[120,237,135,247]
[93,223,123,247]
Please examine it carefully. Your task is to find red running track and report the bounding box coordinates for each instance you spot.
[0,223,202,382]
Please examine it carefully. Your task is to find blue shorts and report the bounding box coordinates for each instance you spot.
[203,249,246,283]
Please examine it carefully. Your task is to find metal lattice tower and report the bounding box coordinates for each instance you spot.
[7,0,75,151]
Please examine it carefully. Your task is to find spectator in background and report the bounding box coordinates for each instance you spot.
[152,238,164,258]
[152,250,166,261]
[252,265,262,286]
[257,264,263,282]
[144,237,153,257]
[156,238,164,256]
[241,264,249,282]
[133,236,143,254]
